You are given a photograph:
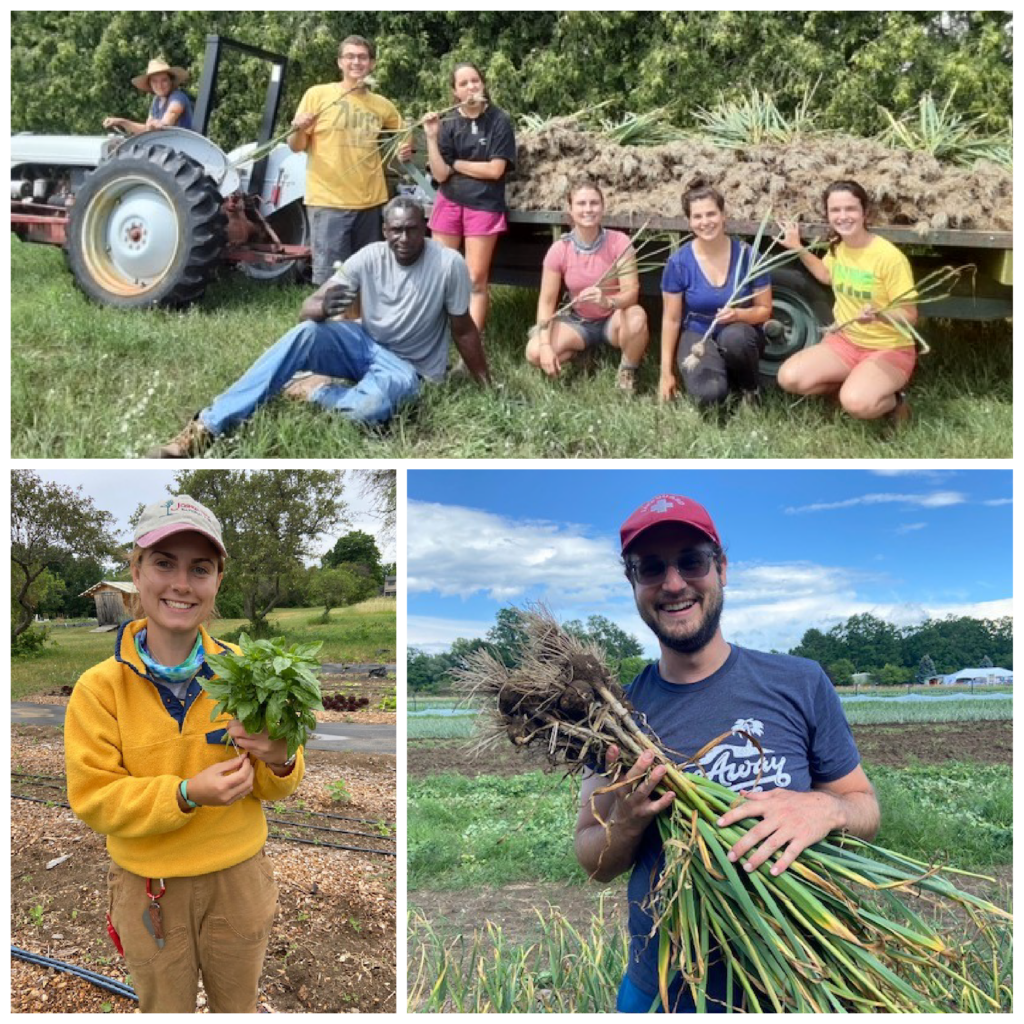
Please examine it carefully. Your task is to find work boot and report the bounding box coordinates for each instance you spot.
[148,417,213,459]
[615,365,637,395]
[887,391,912,430]
[283,372,334,402]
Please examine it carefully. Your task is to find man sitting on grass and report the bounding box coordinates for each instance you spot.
[151,197,489,457]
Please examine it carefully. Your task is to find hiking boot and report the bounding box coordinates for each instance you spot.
[147,417,213,459]
[615,366,637,395]
[283,372,334,402]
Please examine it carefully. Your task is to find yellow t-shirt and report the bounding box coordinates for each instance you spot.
[295,83,402,210]
[823,236,917,350]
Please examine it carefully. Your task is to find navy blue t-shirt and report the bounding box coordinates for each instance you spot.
[149,89,193,131]
[622,645,861,1002]
[661,238,770,337]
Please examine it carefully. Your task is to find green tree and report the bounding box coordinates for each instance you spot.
[826,659,856,687]
[876,663,912,687]
[485,607,529,668]
[354,469,396,542]
[170,469,348,631]
[306,563,373,619]
[407,648,445,694]
[11,471,118,638]
[323,530,383,584]
[916,654,937,684]
[617,655,649,687]
[38,553,108,618]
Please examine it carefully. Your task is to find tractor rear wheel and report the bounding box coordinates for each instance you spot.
[66,144,226,309]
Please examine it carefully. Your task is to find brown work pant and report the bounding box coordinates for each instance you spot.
[107,850,279,1013]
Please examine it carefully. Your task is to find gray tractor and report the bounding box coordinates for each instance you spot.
[11,35,311,308]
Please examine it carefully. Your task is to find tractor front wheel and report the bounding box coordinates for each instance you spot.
[66,144,226,309]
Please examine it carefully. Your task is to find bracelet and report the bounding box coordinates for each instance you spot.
[179,779,198,809]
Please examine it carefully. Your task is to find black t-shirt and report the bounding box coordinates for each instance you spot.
[437,104,517,213]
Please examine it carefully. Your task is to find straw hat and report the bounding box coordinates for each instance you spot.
[131,57,190,92]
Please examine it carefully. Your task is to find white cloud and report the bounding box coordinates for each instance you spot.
[407,501,622,602]
[983,498,1013,507]
[785,492,966,514]
[895,522,927,535]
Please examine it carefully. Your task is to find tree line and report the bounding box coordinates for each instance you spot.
[11,469,394,653]
[790,612,1012,686]
[12,12,1011,149]
[410,606,1013,693]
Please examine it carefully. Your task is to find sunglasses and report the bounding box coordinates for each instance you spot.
[626,548,717,586]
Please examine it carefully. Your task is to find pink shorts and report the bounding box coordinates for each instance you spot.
[428,191,507,237]
[824,332,916,379]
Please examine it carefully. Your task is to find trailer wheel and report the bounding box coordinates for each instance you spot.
[237,200,310,284]
[66,145,226,309]
[759,265,834,384]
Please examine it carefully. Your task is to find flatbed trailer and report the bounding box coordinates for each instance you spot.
[487,208,1013,377]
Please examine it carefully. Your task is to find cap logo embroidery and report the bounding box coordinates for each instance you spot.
[648,498,676,514]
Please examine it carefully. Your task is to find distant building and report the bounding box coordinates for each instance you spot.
[80,580,136,626]
[383,575,397,598]
[942,667,1012,685]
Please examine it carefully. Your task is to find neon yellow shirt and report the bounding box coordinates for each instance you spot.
[65,619,304,878]
[295,83,402,210]
[823,235,917,350]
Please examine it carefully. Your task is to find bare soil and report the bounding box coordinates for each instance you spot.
[10,727,395,1014]
[408,719,1012,779]
[508,128,1012,231]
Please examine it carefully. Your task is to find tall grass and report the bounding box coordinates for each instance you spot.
[10,239,1011,459]
[408,716,480,740]
[11,602,394,698]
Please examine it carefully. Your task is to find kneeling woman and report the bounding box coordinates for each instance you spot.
[526,180,649,393]
[660,185,772,407]
[777,180,917,421]
[65,496,303,1013]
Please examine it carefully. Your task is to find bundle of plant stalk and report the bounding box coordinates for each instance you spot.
[455,609,1012,1013]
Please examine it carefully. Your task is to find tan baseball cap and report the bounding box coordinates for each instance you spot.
[134,495,227,557]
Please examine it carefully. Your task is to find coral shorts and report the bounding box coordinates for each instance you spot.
[824,332,916,379]
[428,191,507,237]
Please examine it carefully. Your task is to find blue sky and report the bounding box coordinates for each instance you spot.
[407,468,1012,656]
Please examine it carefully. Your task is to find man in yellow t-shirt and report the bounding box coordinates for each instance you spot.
[289,35,404,283]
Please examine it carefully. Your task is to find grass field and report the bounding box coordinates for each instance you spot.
[11,238,1012,459]
[11,600,395,699]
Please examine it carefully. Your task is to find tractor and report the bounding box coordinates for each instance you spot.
[10,35,313,308]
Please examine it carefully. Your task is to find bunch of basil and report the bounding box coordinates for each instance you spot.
[205,634,324,759]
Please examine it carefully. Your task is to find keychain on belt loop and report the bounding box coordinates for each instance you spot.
[143,877,166,949]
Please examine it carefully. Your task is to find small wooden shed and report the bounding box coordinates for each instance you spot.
[80,580,137,626]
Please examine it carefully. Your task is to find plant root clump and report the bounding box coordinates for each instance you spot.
[507,128,1012,231]
[455,608,632,770]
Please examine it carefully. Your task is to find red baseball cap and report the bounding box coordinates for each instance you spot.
[620,494,721,553]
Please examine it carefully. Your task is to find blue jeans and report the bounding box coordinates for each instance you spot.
[200,320,421,433]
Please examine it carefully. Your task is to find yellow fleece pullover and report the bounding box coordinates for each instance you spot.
[65,619,304,878]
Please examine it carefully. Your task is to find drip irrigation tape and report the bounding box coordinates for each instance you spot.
[265,817,395,843]
[11,946,137,1001]
[268,833,395,857]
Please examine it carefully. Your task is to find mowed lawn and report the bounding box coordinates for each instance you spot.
[10,238,1012,459]
[11,599,396,699]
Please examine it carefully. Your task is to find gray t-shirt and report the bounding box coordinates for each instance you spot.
[342,239,471,381]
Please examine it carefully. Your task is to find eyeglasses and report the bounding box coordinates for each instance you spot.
[626,549,717,586]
